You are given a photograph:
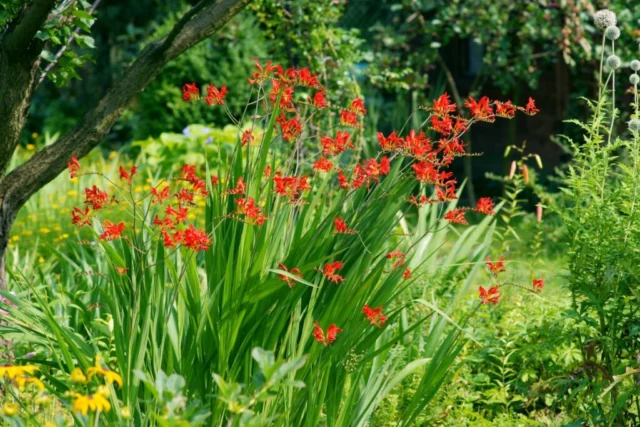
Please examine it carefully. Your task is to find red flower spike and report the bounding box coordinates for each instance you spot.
[476,197,494,215]
[377,131,401,151]
[99,221,124,241]
[182,225,211,252]
[465,96,495,122]
[151,186,171,203]
[363,305,388,327]
[431,115,453,135]
[313,321,343,346]
[182,83,200,101]
[524,97,539,116]
[298,68,322,88]
[350,98,367,115]
[313,90,328,109]
[495,100,516,119]
[479,285,501,304]
[532,278,544,292]
[165,205,188,223]
[242,129,255,146]
[313,157,333,172]
[403,268,412,279]
[431,93,457,117]
[226,177,246,195]
[276,114,302,142]
[175,188,195,206]
[71,206,91,227]
[235,197,266,226]
[321,131,353,156]
[386,250,406,269]
[334,217,357,234]
[273,175,310,201]
[115,267,128,275]
[211,176,219,186]
[322,261,344,284]
[270,80,295,111]
[408,194,430,207]
[340,109,360,128]
[181,164,198,183]
[68,156,80,178]
[119,165,137,185]
[277,263,302,288]
[444,208,468,225]
[205,84,228,106]
[248,60,278,86]
[485,257,506,275]
[84,186,109,210]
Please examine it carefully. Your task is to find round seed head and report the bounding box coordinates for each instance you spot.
[631,74,640,85]
[630,119,640,132]
[593,9,617,30]
[606,55,621,70]
[631,60,640,71]
[604,25,620,40]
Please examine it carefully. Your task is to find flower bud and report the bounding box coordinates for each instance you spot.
[631,60,640,72]
[522,164,529,184]
[606,55,621,70]
[509,161,517,179]
[536,204,543,223]
[593,9,617,30]
[604,25,620,40]
[631,74,640,85]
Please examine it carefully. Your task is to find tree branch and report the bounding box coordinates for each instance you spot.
[3,0,57,54]
[0,0,251,209]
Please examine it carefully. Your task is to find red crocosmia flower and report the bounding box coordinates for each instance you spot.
[408,194,430,207]
[380,156,391,175]
[166,205,188,223]
[495,100,516,118]
[377,131,401,151]
[276,114,302,142]
[263,166,272,178]
[153,214,176,230]
[431,115,453,135]
[386,250,406,269]
[205,84,228,106]
[337,170,349,189]
[270,80,295,111]
[413,161,439,184]
[441,138,465,157]
[175,188,195,205]
[334,217,357,234]
[475,197,494,215]
[432,93,456,117]
[363,305,388,327]
[298,68,322,88]
[226,177,246,195]
[115,267,128,275]
[340,109,360,128]
[248,60,278,86]
[465,96,494,122]
[402,130,432,159]
[350,98,367,115]
[321,131,353,156]
[182,83,200,101]
[151,185,170,203]
[436,182,458,202]
[403,268,412,279]
[211,175,219,185]
[313,157,333,172]
[119,165,137,185]
[277,262,302,288]
[181,164,197,182]
[235,197,266,226]
[275,65,297,84]
[313,90,328,109]
[71,206,91,227]
[161,231,176,247]
[479,285,501,304]
[99,221,124,241]
[84,185,109,210]
[68,156,80,178]
[485,257,505,275]
[182,225,211,252]
[453,118,468,135]
[532,278,544,292]
[242,129,255,146]
[313,321,342,346]
[191,178,209,196]
[444,208,468,225]
[524,97,539,115]
[273,175,310,201]
[322,261,344,284]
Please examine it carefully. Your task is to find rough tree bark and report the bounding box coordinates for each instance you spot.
[0,0,251,289]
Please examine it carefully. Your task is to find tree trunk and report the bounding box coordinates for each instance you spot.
[0,194,16,290]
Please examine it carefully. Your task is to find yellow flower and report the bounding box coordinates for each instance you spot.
[45,423,56,427]
[109,151,118,159]
[2,402,18,416]
[10,236,19,242]
[72,392,111,415]
[121,407,131,419]
[0,365,39,380]
[86,356,123,388]
[31,132,38,139]
[40,228,51,234]
[70,367,87,384]
[67,190,78,197]
[14,375,45,391]
[26,144,35,151]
